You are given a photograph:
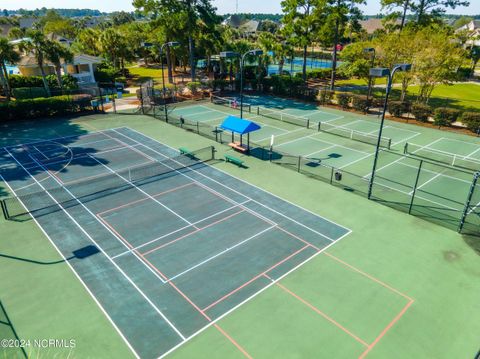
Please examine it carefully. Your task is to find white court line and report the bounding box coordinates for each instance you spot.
[437,137,480,148]
[115,127,346,241]
[158,229,352,359]
[86,153,196,228]
[176,108,218,118]
[392,131,422,147]
[33,145,50,159]
[254,127,306,143]
[464,146,480,160]
[410,172,444,194]
[308,136,370,155]
[304,144,337,158]
[3,131,108,149]
[338,152,375,170]
[0,174,141,359]
[4,149,186,341]
[112,200,252,259]
[366,125,389,135]
[167,226,277,282]
[21,151,172,288]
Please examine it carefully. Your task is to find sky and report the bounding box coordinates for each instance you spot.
[3,0,479,15]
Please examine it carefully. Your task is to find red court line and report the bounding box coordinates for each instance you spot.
[323,252,413,301]
[202,244,310,312]
[274,280,369,347]
[358,300,414,359]
[142,209,245,256]
[97,215,134,249]
[97,182,195,216]
[214,324,253,359]
[277,226,321,251]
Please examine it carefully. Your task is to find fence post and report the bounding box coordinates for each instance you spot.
[297,156,301,172]
[196,122,200,134]
[409,160,424,214]
[330,167,334,184]
[215,126,218,142]
[112,91,117,113]
[458,171,480,233]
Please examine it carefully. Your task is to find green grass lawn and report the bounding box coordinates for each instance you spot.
[337,81,480,111]
[127,66,166,85]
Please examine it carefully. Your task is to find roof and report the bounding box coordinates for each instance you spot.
[359,18,401,34]
[223,15,242,28]
[18,55,54,67]
[220,116,261,135]
[240,20,260,33]
[72,54,103,65]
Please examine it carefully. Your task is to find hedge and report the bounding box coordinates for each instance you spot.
[462,112,480,133]
[336,93,351,109]
[433,107,461,127]
[411,103,432,122]
[0,95,94,121]
[351,95,371,113]
[317,89,335,105]
[306,68,331,80]
[8,74,78,90]
[388,101,409,118]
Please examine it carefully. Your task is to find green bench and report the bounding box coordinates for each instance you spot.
[225,154,244,167]
[179,147,196,159]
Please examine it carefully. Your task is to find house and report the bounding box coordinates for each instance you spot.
[456,20,480,47]
[359,18,401,34]
[239,20,260,35]
[19,17,37,29]
[46,33,73,47]
[17,54,103,85]
[222,15,242,28]
[0,23,13,37]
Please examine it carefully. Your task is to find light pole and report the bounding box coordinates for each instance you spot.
[143,41,180,121]
[220,49,263,119]
[367,64,412,200]
[363,47,376,100]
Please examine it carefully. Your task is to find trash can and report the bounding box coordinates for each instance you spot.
[117,91,123,99]
[334,171,342,181]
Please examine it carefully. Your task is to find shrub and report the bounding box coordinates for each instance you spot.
[434,107,461,126]
[306,68,331,80]
[388,101,409,118]
[12,87,49,99]
[336,93,351,109]
[0,95,94,121]
[211,79,227,91]
[317,89,335,105]
[186,81,201,93]
[351,95,371,113]
[461,112,480,133]
[411,103,432,122]
[9,74,78,90]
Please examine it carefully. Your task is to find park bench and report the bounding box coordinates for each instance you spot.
[225,154,244,167]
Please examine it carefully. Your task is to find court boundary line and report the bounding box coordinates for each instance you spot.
[86,153,197,228]
[0,175,141,359]
[118,126,352,237]
[113,201,251,258]
[4,147,188,340]
[113,128,344,243]
[51,124,353,358]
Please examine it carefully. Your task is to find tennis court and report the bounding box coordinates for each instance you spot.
[0,127,351,358]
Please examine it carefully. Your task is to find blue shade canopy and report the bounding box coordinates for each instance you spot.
[220,116,261,135]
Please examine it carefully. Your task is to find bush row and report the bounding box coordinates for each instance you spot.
[316,91,480,133]
[0,95,95,121]
[8,74,78,90]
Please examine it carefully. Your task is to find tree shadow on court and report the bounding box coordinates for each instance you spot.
[0,245,100,266]
[0,300,27,359]
[463,235,480,256]
[0,115,115,200]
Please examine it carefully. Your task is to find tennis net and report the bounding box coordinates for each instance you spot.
[404,142,480,171]
[318,122,392,149]
[257,107,310,128]
[211,95,251,113]
[1,146,215,220]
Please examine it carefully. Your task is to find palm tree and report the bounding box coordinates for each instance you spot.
[0,37,20,100]
[20,30,52,97]
[44,40,73,89]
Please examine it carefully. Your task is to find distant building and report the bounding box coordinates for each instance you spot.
[359,18,401,34]
[0,23,13,37]
[239,20,260,35]
[19,17,37,29]
[46,33,73,47]
[222,15,242,28]
[456,20,480,47]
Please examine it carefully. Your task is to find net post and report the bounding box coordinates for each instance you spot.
[1,199,9,220]
[458,171,479,233]
[404,142,408,154]
[297,156,301,172]
[387,138,392,150]
[306,119,310,129]
[211,146,215,160]
[318,121,321,132]
[215,126,218,142]
[257,107,260,115]
[196,122,200,134]
[408,160,424,214]
[330,166,334,184]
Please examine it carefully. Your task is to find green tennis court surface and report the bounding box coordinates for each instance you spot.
[0,127,350,358]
